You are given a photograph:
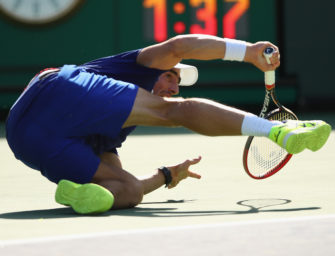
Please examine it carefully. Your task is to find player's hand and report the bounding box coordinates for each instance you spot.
[167,156,202,189]
[244,41,280,72]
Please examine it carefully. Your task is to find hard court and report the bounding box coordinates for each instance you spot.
[0,124,335,255]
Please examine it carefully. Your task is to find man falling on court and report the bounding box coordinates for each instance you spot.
[5,34,332,214]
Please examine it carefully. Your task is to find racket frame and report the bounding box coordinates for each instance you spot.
[242,48,298,179]
[243,106,296,179]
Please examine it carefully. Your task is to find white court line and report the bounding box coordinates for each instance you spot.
[1,214,335,246]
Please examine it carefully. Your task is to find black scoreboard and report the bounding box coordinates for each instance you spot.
[0,0,278,109]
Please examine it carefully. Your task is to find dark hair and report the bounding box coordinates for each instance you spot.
[168,69,181,84]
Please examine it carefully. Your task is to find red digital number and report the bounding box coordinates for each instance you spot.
[143,0,249,42]
[190,0,217,35]
[223,0,250,38]
[143,0,167,42]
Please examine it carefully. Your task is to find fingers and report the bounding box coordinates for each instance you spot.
[184,155,202,167]
[245,41,281,72]
[262,43,280,70]
[167,156,202,189]
[167,169,200,189]
[268,51,280,68]
[183,156,202,179]
[189,171,201,179]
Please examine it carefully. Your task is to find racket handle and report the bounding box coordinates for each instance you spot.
[263,47,274,64]
[263,47,275,88]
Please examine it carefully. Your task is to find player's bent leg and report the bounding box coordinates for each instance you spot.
[268,120,332,154]
[91,159,144,209]
[55,160,144,213]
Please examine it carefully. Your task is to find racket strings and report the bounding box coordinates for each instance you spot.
[248,138,286,175]
[247,111,296,176]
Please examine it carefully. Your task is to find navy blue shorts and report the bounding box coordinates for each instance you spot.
[6,65,138,184]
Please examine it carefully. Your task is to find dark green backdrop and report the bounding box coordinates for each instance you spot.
[2,0,333,115]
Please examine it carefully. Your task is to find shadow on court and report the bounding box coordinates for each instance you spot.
[0,198,320,220]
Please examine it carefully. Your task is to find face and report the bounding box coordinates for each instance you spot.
[152,68,181,97]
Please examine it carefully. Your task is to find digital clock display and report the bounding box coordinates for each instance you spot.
[143,0,250,42]
[0,0,278,93]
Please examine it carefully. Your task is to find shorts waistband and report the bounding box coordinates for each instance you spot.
[37,68,60,80]
[10,68,60,111]
[30,67,60,85]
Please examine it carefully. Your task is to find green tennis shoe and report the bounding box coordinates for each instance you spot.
[55,179,114,214]
[268,120,331,154]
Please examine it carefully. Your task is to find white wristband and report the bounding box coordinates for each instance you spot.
[223,38,247,62]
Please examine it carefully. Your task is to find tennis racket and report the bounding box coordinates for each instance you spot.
[243,47,298,180]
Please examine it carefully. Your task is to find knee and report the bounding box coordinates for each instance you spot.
[95,177,144,209]
[92,160,145,208]
[109,178,144,208]
[122,179,144,207]
[159,97,187,126]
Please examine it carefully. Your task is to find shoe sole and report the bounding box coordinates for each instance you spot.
[285,123,331,154]
[55,180,114,214]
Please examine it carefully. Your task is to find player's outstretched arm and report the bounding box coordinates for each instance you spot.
[136,34,280,72]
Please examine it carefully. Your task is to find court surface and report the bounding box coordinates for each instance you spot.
[1,127,334,255]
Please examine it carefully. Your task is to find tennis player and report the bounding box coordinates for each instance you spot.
[6,34,331,214]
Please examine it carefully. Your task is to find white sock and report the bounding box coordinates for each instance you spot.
[241,113,282,137]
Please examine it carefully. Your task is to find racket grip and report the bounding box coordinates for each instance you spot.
[265,71,275,87]
[263,47,275,87]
